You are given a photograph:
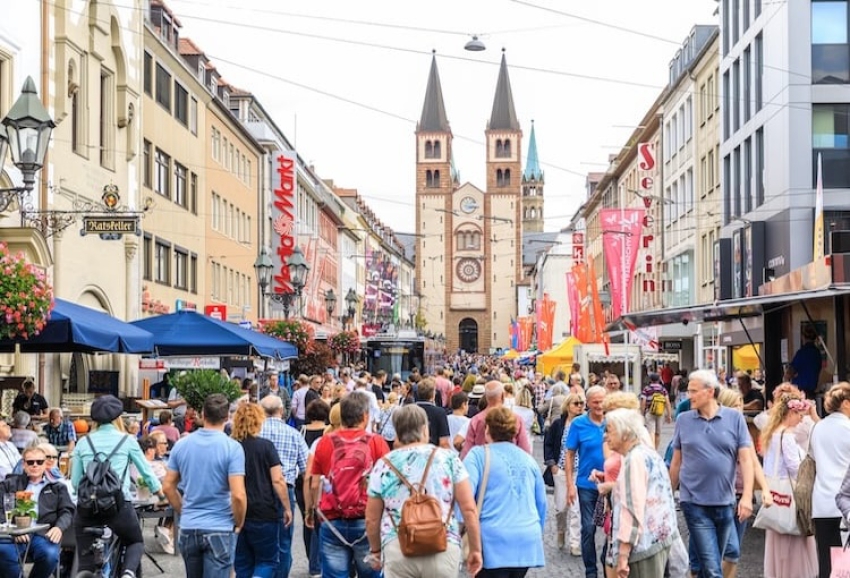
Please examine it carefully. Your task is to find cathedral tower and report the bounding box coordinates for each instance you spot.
[521,121,545,232]
[415,53,454,343]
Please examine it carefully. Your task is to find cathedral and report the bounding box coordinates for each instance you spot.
[415,51,544,353]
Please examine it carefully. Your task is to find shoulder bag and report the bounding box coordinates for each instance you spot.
[795,421,818,537]
[462,445,490,559]
[753,431,802,535]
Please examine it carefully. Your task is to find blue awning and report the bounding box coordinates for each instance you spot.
[130,310,298,359]
[0,298,155,354]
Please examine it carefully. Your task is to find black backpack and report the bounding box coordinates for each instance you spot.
[77,435,130,519]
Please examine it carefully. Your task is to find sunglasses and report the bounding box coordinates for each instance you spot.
[25,459,45,466]
[45,455,58,460]
[157,442,168,446]
[571,401,585,406]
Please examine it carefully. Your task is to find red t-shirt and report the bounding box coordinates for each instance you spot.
[312,429,390,519]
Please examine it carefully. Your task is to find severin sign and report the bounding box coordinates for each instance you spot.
[272,152,297,294]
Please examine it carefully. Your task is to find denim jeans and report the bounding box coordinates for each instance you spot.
[577,487,599,578]
[275,486,296,578]
[319,518,379,578]
[680,502,735,578]
[234,519,281,578]
[178,529,237,578]
[309,522,322,575]
[0,533,59,578]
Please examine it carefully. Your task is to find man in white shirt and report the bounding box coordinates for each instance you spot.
[290,374,311,428]
[0,422,19,478]
[354,378,382,432]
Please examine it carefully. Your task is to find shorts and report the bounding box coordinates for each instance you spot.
[645,413,663,434]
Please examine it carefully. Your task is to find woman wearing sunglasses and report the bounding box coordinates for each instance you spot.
[0,445,75,578]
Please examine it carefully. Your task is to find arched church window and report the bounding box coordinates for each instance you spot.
[425,140,433,158]
[503,139,511,157]
[433,140,441,157]
[433,170,440,187]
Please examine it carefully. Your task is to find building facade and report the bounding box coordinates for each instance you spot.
[415,53,523,354]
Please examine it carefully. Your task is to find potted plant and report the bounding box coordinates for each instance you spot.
[0,242,54,340]
[170,369,243,413]
[12,491,36,528]
[135,476,152,501]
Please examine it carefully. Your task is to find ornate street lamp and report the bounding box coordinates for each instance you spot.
[324,288,337,323]
[253,245,310,320]
[343,287,358,330]
[0,77,55,214]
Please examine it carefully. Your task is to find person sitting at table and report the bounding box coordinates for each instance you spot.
[10,412,38,453]
[12,380,49,418]
[150,411,180,448]
[41,409,76,453]
[174,406,199,436]
[0,445,75,578]
[0,421,20,480]
[739,373,765,413]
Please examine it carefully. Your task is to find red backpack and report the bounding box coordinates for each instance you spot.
[319,431,375,519]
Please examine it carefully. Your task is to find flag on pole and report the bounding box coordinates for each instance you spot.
[814,152,825,261]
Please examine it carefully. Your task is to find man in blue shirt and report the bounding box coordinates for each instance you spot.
[791,324,822,399]
[565,385,606,577]
[669,370,753,578]
[163,394,246,578]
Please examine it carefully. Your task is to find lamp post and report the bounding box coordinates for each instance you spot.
[0,77,55,219]
[253,245,310,320]
[324,288,337,326]
[343,287,358,330]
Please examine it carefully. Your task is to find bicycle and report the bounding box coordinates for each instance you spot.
[74,525,142,578]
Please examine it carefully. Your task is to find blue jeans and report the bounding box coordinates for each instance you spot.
[309,522,322,575]
[577,487,599,578]
[276,487,296,578]
[319,518,379,578]
[178,529,237,578]
[680,502,735,578]
[234,519,281,578]
[0,534,59,578]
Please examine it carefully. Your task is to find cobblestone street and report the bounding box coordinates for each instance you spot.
[139,421,767,577]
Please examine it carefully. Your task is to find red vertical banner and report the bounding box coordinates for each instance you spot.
[572,263,592,343]
[518,317,534,351]
[536,293,556,351]
[565,272,579,338]
[600,208,645,318]
[587,255,605,343]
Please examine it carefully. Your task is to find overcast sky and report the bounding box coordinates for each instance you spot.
[169,0,718,233]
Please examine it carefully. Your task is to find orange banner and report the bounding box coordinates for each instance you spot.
[536,293,557,351]
[572,263,592,343]
[588,255,605,344]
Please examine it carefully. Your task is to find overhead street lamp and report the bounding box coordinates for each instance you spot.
[0,77,55,218]
[253,245,310,320]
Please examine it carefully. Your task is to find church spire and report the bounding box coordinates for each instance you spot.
[523,121,544,182]
[419,52,450,132]
[489,50,520,131]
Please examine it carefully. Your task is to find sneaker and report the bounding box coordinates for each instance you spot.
[570,546,581,557]
[154,526,175,555]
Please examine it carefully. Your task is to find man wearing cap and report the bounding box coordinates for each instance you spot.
[460,381,531,459]
[72,395,167,578]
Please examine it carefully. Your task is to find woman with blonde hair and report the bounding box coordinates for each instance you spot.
[810,381,850,576]
[231,403,293,578]
[549,391,585,554]
[512,387,536,446]
[377,392,400,449]
[757,392,818,578]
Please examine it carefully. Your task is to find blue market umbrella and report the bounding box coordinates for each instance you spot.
[0,298,155,353]
[130,310,297,359]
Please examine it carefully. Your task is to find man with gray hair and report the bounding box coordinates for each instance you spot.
[669,369,753,578]
[460,380,532,459]
[259,394,309,578]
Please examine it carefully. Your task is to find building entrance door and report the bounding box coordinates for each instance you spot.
[459,318,478,353]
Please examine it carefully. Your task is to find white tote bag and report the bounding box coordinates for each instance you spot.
[753,431,802,536]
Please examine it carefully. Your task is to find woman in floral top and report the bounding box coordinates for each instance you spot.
[606,408,679,578]
[365,404,482,578]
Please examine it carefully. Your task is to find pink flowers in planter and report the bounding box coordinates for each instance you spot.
[0,242,53,340]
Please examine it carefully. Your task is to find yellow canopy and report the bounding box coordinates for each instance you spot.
[502,349,520,360]
[733,344,761,371]
[537,336,581,377]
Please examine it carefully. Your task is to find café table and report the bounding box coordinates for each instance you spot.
[0,522,51,578]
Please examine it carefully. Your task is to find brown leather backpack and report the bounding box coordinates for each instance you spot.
[382,447,454,557]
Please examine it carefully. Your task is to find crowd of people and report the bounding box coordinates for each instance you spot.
[2,355,850,578]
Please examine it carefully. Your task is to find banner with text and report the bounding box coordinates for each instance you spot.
[601,208,645,318]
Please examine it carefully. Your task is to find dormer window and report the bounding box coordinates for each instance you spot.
[198,62,205,81]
